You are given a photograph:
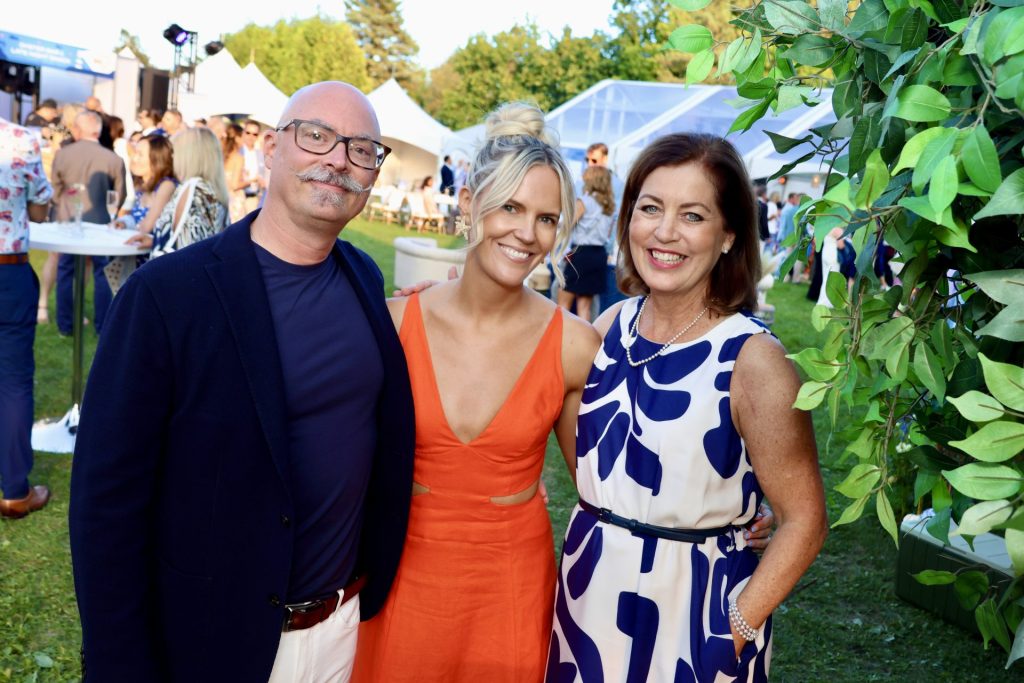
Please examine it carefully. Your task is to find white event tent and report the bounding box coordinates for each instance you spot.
[367,78,452,188]
[446,79,837,197]
[178,51,288,127]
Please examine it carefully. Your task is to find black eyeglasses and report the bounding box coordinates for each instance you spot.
[276,119,391,170]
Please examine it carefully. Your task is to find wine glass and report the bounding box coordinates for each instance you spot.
[106,190,119,224]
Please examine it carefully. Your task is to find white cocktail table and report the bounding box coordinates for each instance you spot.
[29,222,148,452]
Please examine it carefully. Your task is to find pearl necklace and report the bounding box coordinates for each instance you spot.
[625,296,709,368]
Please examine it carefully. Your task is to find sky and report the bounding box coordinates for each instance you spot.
[3,1,619,71]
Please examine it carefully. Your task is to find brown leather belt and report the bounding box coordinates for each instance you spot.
[0,253,29,265]
[282,575,366,632]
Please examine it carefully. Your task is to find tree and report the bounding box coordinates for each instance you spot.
[345,0,420,90]
[673,0,1024,666]
[113,29,151,67]
[223,16,369,95]
[423,24,610,130]
[607,0,741,81]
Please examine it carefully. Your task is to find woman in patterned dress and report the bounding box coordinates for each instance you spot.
[547,134,828,682]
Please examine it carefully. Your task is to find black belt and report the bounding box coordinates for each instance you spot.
[578,498,739,544]
[282,575,366,632]
[0,253,29,265]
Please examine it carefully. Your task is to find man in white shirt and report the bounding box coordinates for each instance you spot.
[241,119,267,213]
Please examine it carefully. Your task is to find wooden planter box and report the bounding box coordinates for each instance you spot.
[896,514,1014,633]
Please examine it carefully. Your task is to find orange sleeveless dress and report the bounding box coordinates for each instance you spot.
[352,294,564,683]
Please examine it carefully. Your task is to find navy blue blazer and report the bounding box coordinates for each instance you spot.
[69,214,415,682]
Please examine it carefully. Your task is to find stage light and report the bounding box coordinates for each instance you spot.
[163,24,191,47]
[204,41,224,56]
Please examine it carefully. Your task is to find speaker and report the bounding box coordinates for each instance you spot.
[139,68,170,113]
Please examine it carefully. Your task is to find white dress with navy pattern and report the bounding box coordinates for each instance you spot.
[547,297,772,683]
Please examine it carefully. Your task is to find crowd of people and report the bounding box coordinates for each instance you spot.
[0,81,832,682]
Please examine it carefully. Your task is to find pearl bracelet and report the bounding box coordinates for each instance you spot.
[728,600,758,642]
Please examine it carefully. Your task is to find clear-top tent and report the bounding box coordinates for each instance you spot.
[446,79,837,194]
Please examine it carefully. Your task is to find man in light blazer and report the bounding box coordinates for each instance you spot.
[70,82,414,682]
[50,110,125,335]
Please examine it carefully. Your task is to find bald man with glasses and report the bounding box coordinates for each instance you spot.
[70,82,414,682]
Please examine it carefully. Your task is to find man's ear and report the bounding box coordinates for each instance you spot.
[262,130,276,169]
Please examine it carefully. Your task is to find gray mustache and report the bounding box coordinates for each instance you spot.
[296,166,373,193]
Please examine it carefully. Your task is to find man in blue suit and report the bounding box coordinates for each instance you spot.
[70,82,414,682]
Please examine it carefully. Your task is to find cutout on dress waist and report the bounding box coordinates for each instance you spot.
[490,481,539,506]
[412,481,430,496]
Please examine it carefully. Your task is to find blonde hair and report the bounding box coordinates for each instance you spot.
[582,166,615,216]
[464,102,576,282]
[171,127,230,207]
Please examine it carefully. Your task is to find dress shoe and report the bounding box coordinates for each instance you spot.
[0,485,51,519]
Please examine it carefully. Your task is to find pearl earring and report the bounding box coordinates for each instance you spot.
[722,247,730,254]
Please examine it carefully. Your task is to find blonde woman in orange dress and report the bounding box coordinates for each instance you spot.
[351,103,601,683]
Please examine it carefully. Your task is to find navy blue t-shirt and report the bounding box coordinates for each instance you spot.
[254,242,383,602]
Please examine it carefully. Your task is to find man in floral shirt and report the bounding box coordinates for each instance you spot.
[0,116,53,519]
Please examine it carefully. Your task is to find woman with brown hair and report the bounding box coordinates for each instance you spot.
[557,165,615,321]
[547,134,827,682]
[222,123,248,222]
[112,134,177,236]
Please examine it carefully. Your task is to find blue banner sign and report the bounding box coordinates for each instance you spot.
[0,30,114,76]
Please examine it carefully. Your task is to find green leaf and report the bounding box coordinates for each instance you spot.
[885,342,910,382]
[764,0,821,35]
[686,49,715,84]
[901,9,930,51]
[836,463,882,499]
[891,84,952,122]
[943,462,1024,500]
[876,490,899,545]
[765,130,813,154]
[862,316,914,360]
[950,421,1024,462]
[788,347,842,381]
[957,182,992,197]
[884,47,922,81]
[913,569,957,585]
[913,129,958,193]
[855,149,890,208]
[775,85,814,113]
[979,353,1024,411]
[975,168,1024,220]
[942,53,979,86]
[928,504,952,542]
[668,0,713,9]
[825,270,849,310]
[32,652,53,668]
[984,6,1024,65]
[833,78,861,118]
[954,499,1015,536]
[819,0,849,30]
[1008,613,1024,669]
[847,0,889,35]
[961,126,1002,193]
[931,319,956,368]
[1007,528,1024,576]
[975,598,1010,651]
[948,391,1006,422]
[965,269,1024,306]
[793,380,830,410]
[781,34,837,67]
[954,570,989,611]
[810,303,833,332]
[913,344,946,401]
[832,494,870,528]
[928,155,959,212]
[668,25,714,53]
[893,127,953,172]
[728,98,771,134]
[977,304,1024,342]
[914,469,940,503]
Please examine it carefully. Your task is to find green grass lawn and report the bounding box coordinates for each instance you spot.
[0,224,1012,681]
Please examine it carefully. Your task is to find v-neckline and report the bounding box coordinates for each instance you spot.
[415,295,559,447]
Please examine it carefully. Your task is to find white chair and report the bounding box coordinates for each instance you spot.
[367,185,395,221]
[406,191,442,233]
[382,189,407,225]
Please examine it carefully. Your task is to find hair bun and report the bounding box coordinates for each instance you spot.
[483,102,559,148]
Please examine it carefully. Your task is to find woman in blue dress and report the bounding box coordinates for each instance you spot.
[547,134,828,682]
